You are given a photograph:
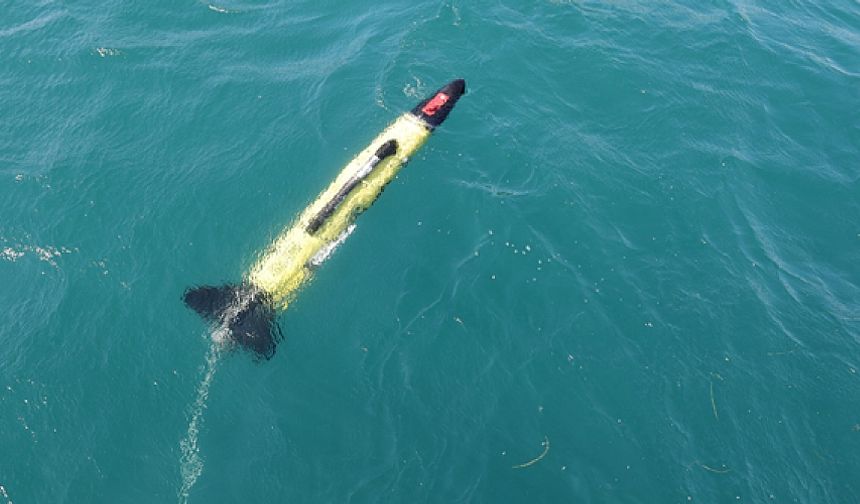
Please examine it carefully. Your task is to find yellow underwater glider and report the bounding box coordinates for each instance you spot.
[183,79,467,359]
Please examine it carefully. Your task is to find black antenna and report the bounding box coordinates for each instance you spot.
[306,140,399,234]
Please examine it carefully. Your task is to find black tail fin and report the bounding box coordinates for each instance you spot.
[183,283,282,360]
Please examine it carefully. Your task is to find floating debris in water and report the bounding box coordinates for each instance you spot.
[511,436,550,469]
[698,462,730,474]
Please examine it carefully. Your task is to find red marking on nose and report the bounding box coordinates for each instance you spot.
[421,92,450,116]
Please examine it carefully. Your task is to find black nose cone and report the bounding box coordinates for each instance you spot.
[443,78,466,98]
[411,79,466,129]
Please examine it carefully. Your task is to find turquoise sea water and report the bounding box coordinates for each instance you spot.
[2,1,859,502]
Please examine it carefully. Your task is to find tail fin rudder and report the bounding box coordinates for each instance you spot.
[183,283,282,360]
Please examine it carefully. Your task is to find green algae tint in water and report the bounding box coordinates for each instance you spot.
[1,1,859,503]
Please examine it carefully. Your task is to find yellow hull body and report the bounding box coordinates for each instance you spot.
[248,114,431,308]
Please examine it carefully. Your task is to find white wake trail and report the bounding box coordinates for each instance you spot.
[178,341,222,504]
